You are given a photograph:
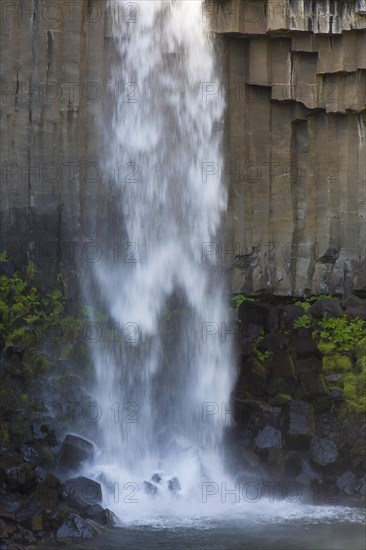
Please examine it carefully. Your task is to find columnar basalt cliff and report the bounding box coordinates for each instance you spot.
[0,0,365,295]
[210,0,366,295]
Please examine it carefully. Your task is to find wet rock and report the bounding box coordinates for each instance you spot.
[15,499,43,531]
[168,477,181,494]
[344,305,366,320]
[236,357,267,396]
[293,329,322,359]
[296,459,322,485]
[309,298,343,318]
[255,425,282,449]
[0,489,21,520]
[310,438,338,466]
[295,357,322,375]
[267,448,288,476]
[285,401,315,448]
[0,460,37,494]
[143,481,158,496]
[337,470,356,495]
[257,333,290,353]
[151,472,162,484]
[35,472,62,511]
[341,295,365,309]
[238,302,284,332]
[20,442,54,468]
[57,434,94,471]
[238,323,262,355]
[83,504,119,526]
[31,423,57,446]
[266,352,297,396]
[56,512,105,539]
[325,373,342,383]
[63,477,102,510]
[294,372,330,403]
[330,389,345,401]
[284,304,304,327]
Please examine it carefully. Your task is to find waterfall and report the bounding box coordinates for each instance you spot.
[87,0,234,516]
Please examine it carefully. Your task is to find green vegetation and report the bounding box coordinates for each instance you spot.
[0,266,64,349]
[293,314,312,329]
[255,349,273,364]
[232,294,256,310]
[313,315,366,352]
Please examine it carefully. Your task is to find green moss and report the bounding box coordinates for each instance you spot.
[32,354,51,375]
[293,314,311,329]
[355,356,366,371]
[317,341,336,354]
[0,422,9,445]
[356,337,366,360]
[232,294,256,310]
[322,354,353,374]
[268,393,292,406]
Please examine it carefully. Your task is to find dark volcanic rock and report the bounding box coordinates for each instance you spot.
[293,329,322,359]
[168,477,181,494]
[56,512,105,538]
[254,426,282,449]
[309,298,343,318]
[63,477,102,510]
[310,438,338,466]
[285,401,315,448]
[143,481,158,496]
[57,434,94,471]
[238,301,284,332]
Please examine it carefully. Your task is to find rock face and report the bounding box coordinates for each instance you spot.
[0,1,365,296]
[209,0,366,295]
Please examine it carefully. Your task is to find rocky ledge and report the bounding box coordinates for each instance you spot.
[226,293,366,503]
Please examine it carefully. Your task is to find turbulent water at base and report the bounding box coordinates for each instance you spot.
[85,0,235,517]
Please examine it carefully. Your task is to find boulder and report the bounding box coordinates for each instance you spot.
[168,477,181,494]
[31,423,57,446]
[296,459,322,485]
[254,426,282,449]
[238,323,262,355]
[309,298,343,318]
[0,461,37,494]
[267,448,288,476]
[341,295,365,309]
[309,438,338,466]
[285,401,315,448]
[238,301,284,332]
[344,305,366,321]
[57,434,94,471]
[266,352,297,396]
[295,357,322,375]
[15,499,43,531]
[83,504,106,524]
[284,304,305,327]
[236,357,267,396]
[336,470,356,495]
[294,372,330,403]
[151,473,162,484]
[63,477,102,510]
[257,333,289,353]
[56,512,105,539]
[293,329,322,359]
[143,481,158,496]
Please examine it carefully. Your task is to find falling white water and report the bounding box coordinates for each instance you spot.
[86,0,235,516]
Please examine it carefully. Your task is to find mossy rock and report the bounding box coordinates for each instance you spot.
[355,356,366,371]
[0,421,10,445]
[356,337,366,360]
[268,394,292,406]
[317,341,336,355]
[322,354,353,374]
[32,354,51,375]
